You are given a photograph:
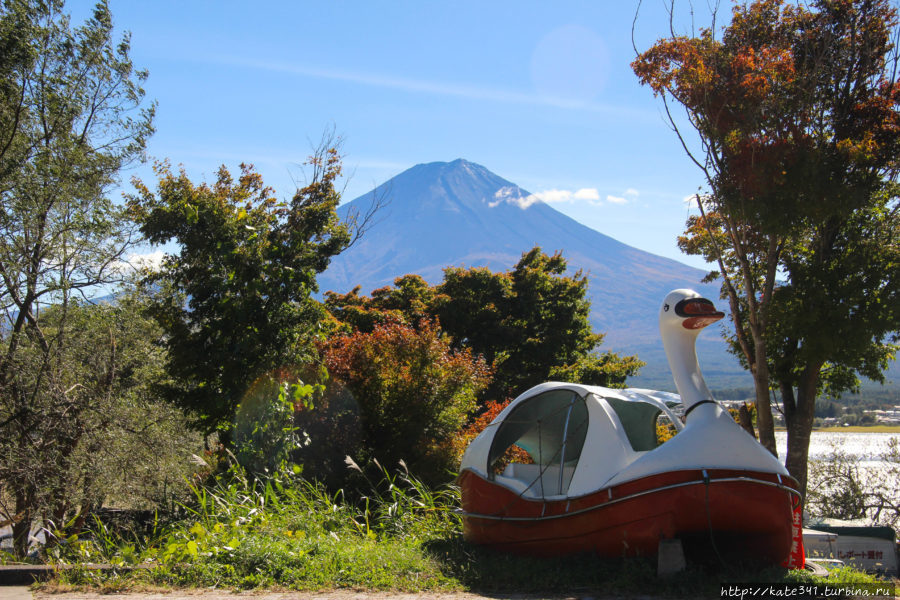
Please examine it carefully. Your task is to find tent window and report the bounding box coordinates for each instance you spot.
[487,390,588,497]
[605,397,661,452]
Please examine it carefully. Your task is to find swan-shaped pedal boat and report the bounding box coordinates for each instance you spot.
[458,289,803,565]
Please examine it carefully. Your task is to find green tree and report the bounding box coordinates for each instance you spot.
[324,273,440,334]
[437,247,626,399]
[0,0,154,557]
[634,0,900,496]
[807,438,900,528]
[129,146,352,442]
[233,375,318,479]
[325,247,643,402]
[0,290,200,558]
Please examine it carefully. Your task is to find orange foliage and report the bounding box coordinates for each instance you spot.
[320,318,491,484]
[450,398,532,470]
[656,422,678,445]
[633,0,900,224]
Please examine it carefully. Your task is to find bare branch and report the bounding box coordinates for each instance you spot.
[343,182,390,250]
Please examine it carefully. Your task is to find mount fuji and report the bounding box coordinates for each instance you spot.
[318,159,747,389]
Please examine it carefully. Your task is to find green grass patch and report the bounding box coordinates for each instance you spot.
[41,462,889,598]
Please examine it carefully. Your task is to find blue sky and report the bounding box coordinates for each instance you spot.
[71,0,714,270]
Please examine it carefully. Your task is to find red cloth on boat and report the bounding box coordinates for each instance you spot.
[782,499,805,569]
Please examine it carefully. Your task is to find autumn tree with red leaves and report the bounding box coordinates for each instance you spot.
[320,319,491,484]
[634,0,900,498]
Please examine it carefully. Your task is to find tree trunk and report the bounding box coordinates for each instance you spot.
[752,343,778,456]
[783,364,821,502]
[738,403,756,438]
[12,484,32,559]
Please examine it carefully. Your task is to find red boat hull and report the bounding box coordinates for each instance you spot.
[459,468,800,564]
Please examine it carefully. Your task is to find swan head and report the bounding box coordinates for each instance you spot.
[659,289,725,414]
[659,289,724,333]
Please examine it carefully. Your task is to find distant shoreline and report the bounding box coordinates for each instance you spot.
[812,425,900,433]
[772,425,900,433]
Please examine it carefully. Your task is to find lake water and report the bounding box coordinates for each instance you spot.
[775,430,898,467]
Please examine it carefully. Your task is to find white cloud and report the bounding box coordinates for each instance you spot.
[532,189,579,204]
[491,186,541,209]
[492,186,636,209]
[683,193,704,206]
[573,188,601,201]
[508,194,543,209]
[606,188,640,205]
[122,250,166,272]
[490,186,518,208]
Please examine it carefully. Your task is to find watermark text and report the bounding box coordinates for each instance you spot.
[720,583,896,598]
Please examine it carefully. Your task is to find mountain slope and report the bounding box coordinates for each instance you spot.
[319,159,742,388]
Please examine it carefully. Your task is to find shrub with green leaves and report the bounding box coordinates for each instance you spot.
[129,145,352,441]
[234,375,321,478]
[324,249,644,404]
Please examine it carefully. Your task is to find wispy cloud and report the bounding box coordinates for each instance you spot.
[573,188,602,201]
[199,55,651,118]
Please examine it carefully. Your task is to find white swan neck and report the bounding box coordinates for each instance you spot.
[661,325,715,412]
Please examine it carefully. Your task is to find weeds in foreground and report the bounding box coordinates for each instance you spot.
[49,460,462,591]
[45,460,888,596]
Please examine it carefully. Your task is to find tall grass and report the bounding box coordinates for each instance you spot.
[50,459,463,590]
[46,459,888,596]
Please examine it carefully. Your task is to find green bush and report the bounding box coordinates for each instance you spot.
[51,462,462,591]
[234,375,319,477]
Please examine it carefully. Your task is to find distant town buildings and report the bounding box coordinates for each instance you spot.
[864,407,900,425]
